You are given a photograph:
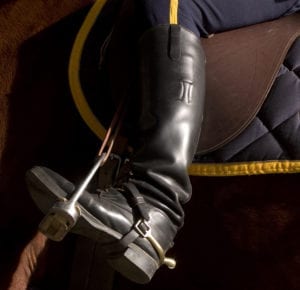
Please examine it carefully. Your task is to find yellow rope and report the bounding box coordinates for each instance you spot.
[69,0,108,141]
[69,0,180,139]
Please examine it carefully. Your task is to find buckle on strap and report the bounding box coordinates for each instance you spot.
[134,219,176,269]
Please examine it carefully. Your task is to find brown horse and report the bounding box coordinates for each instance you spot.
[1,1,300,290]
[0,1,96,289]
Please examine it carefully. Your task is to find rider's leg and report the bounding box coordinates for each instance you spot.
[175,0,300,37]
[26,0,206,284]
[26,0,300,284]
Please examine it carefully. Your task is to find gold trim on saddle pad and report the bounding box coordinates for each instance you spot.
[188,161,300,176]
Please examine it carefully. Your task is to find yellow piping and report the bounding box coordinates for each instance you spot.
[169,0,179,24]
[69,0,108,141]
[188,160,300,176]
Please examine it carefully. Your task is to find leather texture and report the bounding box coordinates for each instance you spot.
[132,24,205,206]
[86,24,205,261]
[195,36,300,163]
[197,13,300,154]
[26,24,206,283]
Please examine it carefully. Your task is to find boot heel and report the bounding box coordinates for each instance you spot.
[108,245,159,284]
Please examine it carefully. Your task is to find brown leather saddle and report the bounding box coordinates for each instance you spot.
[198,13,300,155]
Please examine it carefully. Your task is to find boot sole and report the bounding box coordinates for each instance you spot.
[26,166,159,284]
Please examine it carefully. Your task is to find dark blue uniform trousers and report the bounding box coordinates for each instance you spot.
[137,0,300,37]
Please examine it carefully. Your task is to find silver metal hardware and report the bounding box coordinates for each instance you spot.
[39,154,106,241]
[134,219,151,238]
[134,219,176,269]
[39,201,81,241]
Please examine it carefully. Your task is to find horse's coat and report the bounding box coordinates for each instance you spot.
[0,1,94,289]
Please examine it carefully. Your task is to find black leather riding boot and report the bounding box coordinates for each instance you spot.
[26,25,205,284]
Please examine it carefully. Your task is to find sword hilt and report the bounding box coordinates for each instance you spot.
[39,154,106,241]
[39,201,80,241]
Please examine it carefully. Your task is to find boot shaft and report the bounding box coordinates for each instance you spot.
[133,25,206,204]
